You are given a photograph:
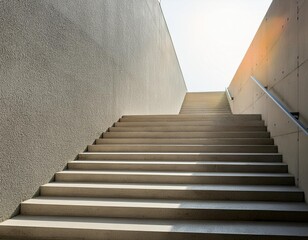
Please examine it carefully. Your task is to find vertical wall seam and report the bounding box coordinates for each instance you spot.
[296,0,300,186]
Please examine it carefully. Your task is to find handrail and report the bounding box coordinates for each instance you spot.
[226,88,234,101]
[251,76,308,135]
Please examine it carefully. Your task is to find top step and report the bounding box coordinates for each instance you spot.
[179,92,232,115]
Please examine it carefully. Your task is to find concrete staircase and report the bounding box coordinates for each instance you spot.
[1,92,308,239]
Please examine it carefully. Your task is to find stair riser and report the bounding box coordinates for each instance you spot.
[78,153,282,162]
[87,145,278,153]
[115,121,265,127]
[68,162,288,173]
[1,226,305,240]
[96,138,274,145]
[55,173,294,185]
[103,132,271,138]
[41,187,304,202]
[109,126,267,132]
[21,204,308,222]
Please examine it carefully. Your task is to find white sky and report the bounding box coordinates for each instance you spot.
[161,0,272,92]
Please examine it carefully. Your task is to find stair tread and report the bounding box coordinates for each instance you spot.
[97,138,273,141]
[23,197,308,212]
[116,120,264,123]
[103,132,271,138]
[2,216,308,237]
[78,152,283,162]
[81,152,281,156]
[99,138,271,140]
[109,126,267,132]
[115,122,265,127]
[90,144,274,147]
[123,114,260,117]
[87,144,278,154]
[105,131,268,133]
[96,138,274,145]
[69,161,288,173]
[72,160,286,165]
[43,182,302,192]
[57,170,292,177]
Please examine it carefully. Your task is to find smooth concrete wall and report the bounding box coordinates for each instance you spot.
[0,0,186,221]
[229,0,308,200]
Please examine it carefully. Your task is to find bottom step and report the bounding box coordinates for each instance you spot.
[21,197,308,222]
[1,216,308,240]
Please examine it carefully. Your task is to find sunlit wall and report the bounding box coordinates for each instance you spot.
[161,0,272,92]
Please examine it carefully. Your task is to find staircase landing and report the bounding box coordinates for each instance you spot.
[180,92,231,114]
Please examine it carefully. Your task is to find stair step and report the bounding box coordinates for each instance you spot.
[78,152,282,162]
[180,108,230,109]
[69,161,288,173]
[115,121,265,127]
[121,114,261,121]
[96,138,274,145]
[40,183,304,202]
[180,107,230,109]
[121,117,262,122]
[109,126,267,132]
[55,171,294,185]
[180,108,230,110]
[180,111,232,114]
[180,113,232,115]
[20,197,308,222]
[2,216,308,240]
[103,131,271,138]
[87,144,278,153]
[180,110,231,112]
[180,106,230,108]
[180,109,230,110]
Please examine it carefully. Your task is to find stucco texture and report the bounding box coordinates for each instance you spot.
[0,0,186,221]
[228,0,308,201]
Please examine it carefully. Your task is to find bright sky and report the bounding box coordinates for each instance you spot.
[161,0,272,92]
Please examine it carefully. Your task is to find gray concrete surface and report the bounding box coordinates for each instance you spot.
[180,92,231,114]
[228,0,308,201]
[0,0,186,221]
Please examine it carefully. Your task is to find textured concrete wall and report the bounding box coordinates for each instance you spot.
[0,0,186,221]
[229,0,308,200]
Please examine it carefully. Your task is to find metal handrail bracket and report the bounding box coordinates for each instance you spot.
[226,88,234,101]
[250,76,308,135]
